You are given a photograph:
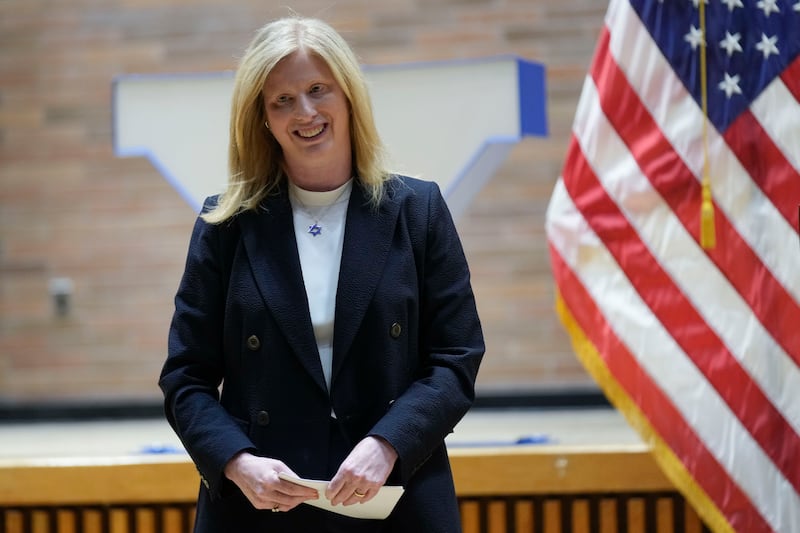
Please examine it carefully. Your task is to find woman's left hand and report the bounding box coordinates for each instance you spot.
[326,436,398,506]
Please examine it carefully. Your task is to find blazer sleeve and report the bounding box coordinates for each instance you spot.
[369,181,485,483]
[158,198,256,499]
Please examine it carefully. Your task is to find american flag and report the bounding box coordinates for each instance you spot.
[545,1,800,531]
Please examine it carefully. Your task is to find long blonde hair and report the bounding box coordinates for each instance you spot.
[203,16,392,223]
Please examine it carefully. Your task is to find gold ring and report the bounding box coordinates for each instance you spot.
[353,489,366,498]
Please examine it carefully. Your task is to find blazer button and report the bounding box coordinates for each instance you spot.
[256,410,270,426]
[390,322,402,339]
[246,335,260,351]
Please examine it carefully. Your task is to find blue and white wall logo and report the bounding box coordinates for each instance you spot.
[113,56,547,219]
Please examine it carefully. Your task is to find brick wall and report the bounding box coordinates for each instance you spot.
[0,0,606,403]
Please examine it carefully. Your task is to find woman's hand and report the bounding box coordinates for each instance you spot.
[326,436,398,506]
[223,452,319,512]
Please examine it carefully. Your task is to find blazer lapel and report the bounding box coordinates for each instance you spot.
[238,188,328,395]
[331,181,400,383]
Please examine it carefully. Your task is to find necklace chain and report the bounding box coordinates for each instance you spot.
[292,183,350,237]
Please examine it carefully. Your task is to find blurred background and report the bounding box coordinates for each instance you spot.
[0,0,606,415]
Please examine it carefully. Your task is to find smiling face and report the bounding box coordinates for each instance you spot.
[262,48,352,190]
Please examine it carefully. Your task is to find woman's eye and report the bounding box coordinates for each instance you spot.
[275,95,290,105]
[310,84,324,94]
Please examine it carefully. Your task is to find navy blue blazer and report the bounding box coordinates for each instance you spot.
[159,176,484,531]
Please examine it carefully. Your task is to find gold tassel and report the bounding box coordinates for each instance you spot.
[700,180,716,249]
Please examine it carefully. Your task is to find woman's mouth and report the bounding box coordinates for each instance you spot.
[296,124,326,139]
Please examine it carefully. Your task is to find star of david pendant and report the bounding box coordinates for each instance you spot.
[308,223,322,237]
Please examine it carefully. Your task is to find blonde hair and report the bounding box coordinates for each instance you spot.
[203,16,392,223]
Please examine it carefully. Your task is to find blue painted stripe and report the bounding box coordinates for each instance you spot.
[517,58,548,137]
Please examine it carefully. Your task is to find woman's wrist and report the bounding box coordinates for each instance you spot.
[223,450,252,481]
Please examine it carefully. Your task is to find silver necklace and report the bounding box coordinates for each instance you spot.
[292,183,350,237]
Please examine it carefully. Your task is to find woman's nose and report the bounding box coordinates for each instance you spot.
[294,94,316,119]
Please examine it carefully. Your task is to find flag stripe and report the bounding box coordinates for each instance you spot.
[781,55,800,106]
[571,74,800,437]
[547,186,775,533]
[724,110,800,229]
[753,56,800,182]
[561,108,800,498]
[594,25,800,368]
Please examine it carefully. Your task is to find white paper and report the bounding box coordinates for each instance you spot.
[278,473,404,519]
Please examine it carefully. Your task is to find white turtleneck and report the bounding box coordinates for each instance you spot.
[288,179,352,392]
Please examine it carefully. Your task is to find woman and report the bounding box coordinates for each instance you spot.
[159,15,485,532]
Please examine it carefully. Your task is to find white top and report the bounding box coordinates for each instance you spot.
[288,179,352,392]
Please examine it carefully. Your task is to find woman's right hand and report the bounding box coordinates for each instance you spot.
[223,451,319,512]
